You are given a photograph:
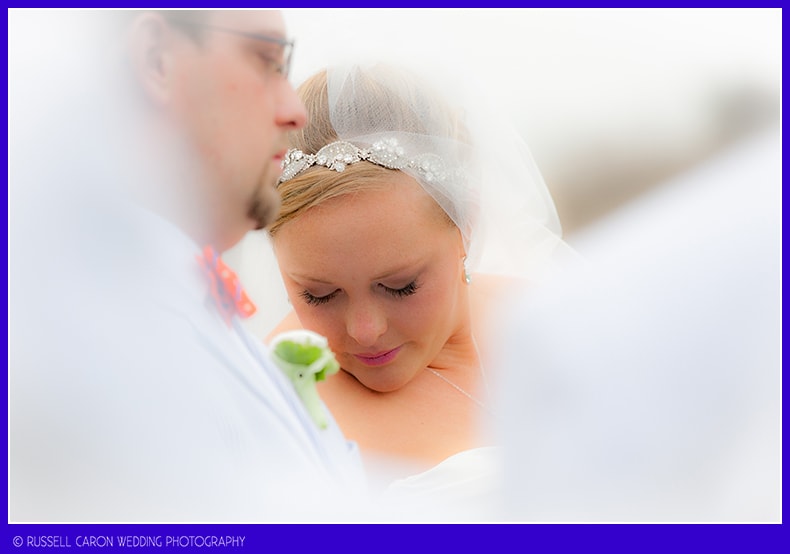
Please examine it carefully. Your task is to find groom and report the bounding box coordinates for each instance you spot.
[9,10,364,521]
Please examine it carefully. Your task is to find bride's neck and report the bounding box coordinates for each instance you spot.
[429,285,478,371]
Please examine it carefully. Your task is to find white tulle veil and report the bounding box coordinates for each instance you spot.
[229,58,577,339]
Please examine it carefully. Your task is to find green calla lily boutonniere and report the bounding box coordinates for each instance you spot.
[269,330,340,429]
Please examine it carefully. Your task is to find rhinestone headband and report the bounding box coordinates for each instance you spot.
[278,138,457,187]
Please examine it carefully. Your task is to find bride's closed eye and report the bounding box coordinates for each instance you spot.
[299,281,420,307]
[380,281,419,299]
[299,289,339,307]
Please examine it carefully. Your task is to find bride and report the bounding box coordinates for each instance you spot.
[263,61,575,519]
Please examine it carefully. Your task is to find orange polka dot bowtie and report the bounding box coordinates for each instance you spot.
[197,245,257,327]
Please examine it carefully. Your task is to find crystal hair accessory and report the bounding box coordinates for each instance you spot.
[278,138,457,187]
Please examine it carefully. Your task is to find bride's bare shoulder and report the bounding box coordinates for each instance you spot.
[264,310,303,344]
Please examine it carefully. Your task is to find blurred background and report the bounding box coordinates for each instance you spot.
[227,7,781,338]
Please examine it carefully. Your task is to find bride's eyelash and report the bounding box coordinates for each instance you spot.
[299,289,338,306]
[300,281,419,306]
[382,281,419,299]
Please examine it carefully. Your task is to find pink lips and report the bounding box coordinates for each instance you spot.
[353,346,402,367]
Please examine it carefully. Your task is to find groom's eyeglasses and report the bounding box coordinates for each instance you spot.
[168,19,294,79]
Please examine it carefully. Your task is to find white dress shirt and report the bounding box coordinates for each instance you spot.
[10,200,366,522]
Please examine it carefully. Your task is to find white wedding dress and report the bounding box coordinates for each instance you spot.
[376,446,504,522]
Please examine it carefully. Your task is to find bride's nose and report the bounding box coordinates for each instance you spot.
[345,300,387,348]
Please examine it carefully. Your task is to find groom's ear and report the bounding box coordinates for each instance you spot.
[125,12,180,107]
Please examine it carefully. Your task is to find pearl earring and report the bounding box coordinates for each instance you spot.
[463,256,472,285]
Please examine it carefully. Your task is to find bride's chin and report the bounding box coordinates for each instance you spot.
[344,365,411,393]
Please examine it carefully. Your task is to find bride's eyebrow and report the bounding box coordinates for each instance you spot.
[287,272,334,285]
[372,262,424,282]
[289,262,424,285]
